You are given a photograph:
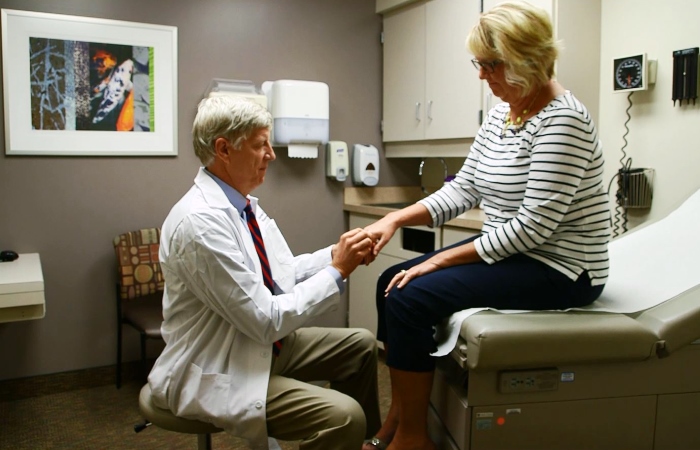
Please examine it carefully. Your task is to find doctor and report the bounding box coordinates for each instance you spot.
[148,96,381,450]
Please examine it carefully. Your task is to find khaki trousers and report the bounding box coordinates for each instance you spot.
[267,327,381,450]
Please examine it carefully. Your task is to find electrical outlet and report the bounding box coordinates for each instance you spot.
[498,368,559,393]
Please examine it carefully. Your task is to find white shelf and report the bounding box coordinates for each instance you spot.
[0,253,45,323]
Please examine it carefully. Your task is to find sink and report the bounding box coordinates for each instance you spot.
[366,202,415,209]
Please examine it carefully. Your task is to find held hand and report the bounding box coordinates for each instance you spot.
[331,228,374,279]
[385,259,443,296]
[363,218,398,257]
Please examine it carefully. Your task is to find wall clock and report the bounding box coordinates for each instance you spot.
[613,54,647,92]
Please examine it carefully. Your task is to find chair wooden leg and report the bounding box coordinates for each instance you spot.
[197,434,212,450]
[116,323,123,389]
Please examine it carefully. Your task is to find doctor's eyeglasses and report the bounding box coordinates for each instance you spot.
[471,59,503,73]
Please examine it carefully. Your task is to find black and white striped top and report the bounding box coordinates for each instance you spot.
[419,91,611,286]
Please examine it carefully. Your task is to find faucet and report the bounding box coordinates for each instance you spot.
[419,157,448,195]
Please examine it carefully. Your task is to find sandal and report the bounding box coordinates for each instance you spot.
[364,437,388,450]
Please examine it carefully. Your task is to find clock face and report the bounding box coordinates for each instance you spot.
[614,55,646,91]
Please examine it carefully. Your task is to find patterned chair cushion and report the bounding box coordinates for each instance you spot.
[113,228,164,300]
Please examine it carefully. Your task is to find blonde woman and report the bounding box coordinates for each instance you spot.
[363,2,611,449]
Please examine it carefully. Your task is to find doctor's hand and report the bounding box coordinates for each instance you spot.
[331,228,374,279]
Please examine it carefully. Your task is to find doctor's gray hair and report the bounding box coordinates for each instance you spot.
[192,96,272,166]
[467,1,560,95]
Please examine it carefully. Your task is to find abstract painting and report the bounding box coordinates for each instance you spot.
[2,9,177,156]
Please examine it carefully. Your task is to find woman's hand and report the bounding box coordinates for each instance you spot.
[385,258,443,296]
[384,241,482,295]
[364,216,400,255]
[363,203,433,265]
[362,217,399,265]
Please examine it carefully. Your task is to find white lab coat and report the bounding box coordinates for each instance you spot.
[148,168,340,449]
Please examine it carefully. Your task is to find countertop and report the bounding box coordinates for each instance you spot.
[343,186,485,230]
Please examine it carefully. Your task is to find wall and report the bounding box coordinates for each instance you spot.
[599,0,700,231]
[0,0,419,381]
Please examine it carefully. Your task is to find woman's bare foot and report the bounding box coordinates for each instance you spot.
[363,399,399,449]
[386,437,436,450]
[362,420,397,450]
[363,436,389,450]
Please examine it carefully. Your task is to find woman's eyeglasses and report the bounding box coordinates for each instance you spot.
[471,59,502,73]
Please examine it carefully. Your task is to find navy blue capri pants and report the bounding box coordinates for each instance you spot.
[376,235,604,372]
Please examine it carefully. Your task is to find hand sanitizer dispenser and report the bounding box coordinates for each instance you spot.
[352,144,379,186]
[326,141,349,181]
[261,80,329,158]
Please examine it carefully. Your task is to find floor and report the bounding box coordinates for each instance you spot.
[0,356,392,449]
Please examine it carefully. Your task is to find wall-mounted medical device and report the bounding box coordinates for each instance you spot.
[261,80,329,158]
[352,144,379,186]
[672,47,699,106]
[610,54,657,237]
[205,79,267,108]
[326,141,349,182]
[612,53,657,93]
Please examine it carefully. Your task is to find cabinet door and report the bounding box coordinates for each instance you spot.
[425,0,481,139]
[348,253,404,334]
[382,1,426,142]
[442,226,478,247]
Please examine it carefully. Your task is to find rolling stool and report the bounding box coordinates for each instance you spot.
[136,384,223,450]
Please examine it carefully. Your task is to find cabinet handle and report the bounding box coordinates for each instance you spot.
[415,102,421,122]
[427,100,433,120]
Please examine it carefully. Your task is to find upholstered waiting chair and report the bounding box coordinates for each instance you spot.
[114,228,164,389]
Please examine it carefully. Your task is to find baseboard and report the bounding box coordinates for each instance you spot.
[0,359,155,402]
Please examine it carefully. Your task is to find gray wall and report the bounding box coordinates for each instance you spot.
[0,0,419,381]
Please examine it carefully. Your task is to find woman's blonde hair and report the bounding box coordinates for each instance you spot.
[466,1,560,95]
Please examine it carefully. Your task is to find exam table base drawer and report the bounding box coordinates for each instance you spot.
[654,392,700,450]
[431,377,657,450]
[469,396,656,450]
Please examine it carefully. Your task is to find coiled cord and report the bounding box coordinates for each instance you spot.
[609,92,634,238]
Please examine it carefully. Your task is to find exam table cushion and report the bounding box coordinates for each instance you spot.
[458,311,659,371]
[632,283,700,355]
[457,271,700,371]
[455,188,700,371]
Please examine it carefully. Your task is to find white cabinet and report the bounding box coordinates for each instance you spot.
[348,213,441,335]
[442,226,478,247]
[382,0,482,143]
[347,252,403,337]
[481,0,601,124]
[376,0,420,14]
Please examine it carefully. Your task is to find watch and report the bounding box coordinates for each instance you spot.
[613,54,647,92]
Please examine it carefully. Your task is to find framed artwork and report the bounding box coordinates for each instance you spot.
[1,9,178,156]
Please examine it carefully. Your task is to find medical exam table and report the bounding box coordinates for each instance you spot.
[428,189,700,450]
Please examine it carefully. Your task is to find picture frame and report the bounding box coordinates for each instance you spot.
[1,9,178,156]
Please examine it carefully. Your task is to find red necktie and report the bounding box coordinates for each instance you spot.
[244,200,283,356]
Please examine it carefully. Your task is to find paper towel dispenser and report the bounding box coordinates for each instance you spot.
[261,80,329,158]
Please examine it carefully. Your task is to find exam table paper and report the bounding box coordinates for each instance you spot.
[432,188,700,356]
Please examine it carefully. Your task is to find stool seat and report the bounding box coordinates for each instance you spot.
[139,384,223,435]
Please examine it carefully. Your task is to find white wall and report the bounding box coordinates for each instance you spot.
[599,0,700,230]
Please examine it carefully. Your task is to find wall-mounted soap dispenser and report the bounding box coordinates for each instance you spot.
[326,141,349,181]
[352,144,379,186]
